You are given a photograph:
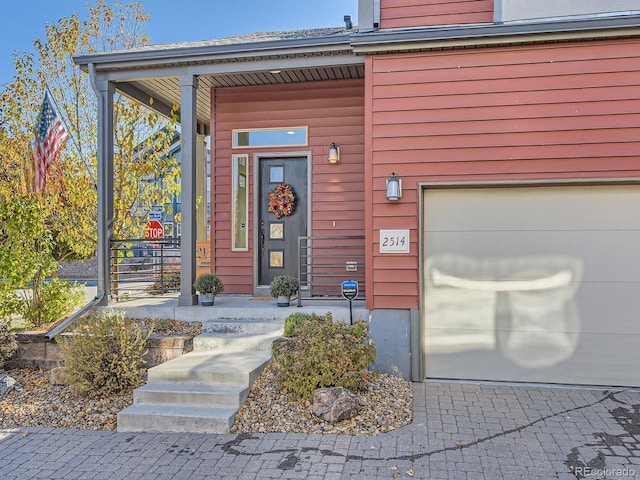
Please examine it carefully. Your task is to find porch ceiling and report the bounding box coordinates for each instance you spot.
[116,63,365,130]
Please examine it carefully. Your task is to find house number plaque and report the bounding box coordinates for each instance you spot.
[379,229,410,253]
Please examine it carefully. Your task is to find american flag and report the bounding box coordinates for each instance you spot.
[33,91,68,193]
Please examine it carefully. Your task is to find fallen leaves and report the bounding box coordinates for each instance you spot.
[0,369,132,431]
[390,466,415,478]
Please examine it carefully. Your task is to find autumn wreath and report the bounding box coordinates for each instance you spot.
[268,183,295,219]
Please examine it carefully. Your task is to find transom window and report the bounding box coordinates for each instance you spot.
[232,127,308,148]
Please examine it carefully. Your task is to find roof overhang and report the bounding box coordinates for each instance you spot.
[75,15,640,131]
[74,30,365,131]
[350,14,640,54]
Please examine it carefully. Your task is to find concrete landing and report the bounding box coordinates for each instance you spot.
[108,294,369,324]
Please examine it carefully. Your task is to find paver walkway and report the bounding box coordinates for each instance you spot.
[1,381,639,479]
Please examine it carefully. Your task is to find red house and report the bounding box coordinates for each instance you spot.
[76,0,640,386]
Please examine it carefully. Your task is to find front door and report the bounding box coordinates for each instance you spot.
[258,157,308,286]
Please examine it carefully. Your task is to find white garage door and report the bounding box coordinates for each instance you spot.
[423,184,640,386]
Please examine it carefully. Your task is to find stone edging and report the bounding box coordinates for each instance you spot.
[7,332,194,370]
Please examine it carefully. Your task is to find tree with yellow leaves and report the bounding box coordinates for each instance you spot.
[0,1,180,325]
[1,0,180,257]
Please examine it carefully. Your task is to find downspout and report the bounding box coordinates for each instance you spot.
[87,62,100,103]
[45,62,106,340]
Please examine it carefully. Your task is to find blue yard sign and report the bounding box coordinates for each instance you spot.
[341,280,358,301]
[341,280,358,325]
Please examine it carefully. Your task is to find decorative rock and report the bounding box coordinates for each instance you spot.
[0,374,21,396]
[312,386,362,423]
[49,367,68,385]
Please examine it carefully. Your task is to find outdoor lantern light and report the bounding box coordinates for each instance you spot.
[328,142,340,164]
[386,172,402,201]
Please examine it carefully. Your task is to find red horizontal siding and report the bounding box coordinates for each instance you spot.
[380,0,493,29]
[211,79,365,294]
[368,38,640,310]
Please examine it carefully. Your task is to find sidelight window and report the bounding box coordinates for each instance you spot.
[232,154,249,251]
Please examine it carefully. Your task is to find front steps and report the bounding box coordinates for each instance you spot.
[117,318,282,433]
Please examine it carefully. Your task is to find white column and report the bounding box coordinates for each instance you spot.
[96,78,114,305]
[179,74,199,305]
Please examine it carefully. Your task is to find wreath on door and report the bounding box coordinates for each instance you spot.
[268,183,296,219]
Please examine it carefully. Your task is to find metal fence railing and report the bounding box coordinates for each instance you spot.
[297,235,366,306]
[109,238,181,300]
[108,235,366,303]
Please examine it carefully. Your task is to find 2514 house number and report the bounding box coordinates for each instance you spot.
[382,236,405,248]
[379,229,410,253]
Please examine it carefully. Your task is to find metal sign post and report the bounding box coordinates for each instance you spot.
[341,280,358,325]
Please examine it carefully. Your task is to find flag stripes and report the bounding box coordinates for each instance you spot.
[33,91,68,193]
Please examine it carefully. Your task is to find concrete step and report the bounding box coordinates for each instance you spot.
[174,305,288,322]
[117,326,279,434]
[200,319,284,335]
[174,304,368,323]
[147,350,270,386]
[193,331,282,352]
[117,403,238,434]
[133,382,249,407]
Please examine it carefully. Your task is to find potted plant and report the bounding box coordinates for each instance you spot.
[194,273,224,306]
[269,275,299,307]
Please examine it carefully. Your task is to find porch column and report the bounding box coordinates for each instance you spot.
[96,78,114,305]
[179,74,199,305]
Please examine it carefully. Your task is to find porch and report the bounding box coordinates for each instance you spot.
[74,27,366,308]
[111,292,368,325]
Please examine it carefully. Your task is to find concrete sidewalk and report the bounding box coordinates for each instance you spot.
[1,381,639,479]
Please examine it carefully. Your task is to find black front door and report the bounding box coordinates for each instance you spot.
[258,157,308,286]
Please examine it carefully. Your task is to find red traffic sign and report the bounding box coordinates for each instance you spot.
[144,220,164,239]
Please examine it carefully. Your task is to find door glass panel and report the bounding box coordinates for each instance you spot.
[269,166,284,183]
[269,251,284,268]
[270,223,284,240]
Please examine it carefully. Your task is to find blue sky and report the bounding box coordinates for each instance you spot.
[0,0,359,87]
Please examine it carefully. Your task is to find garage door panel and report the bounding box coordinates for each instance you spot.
[425,331,640,386]
[425,230,640,282]
[576,283,640,335]
[425,186,640,232]
[423,184,640,387]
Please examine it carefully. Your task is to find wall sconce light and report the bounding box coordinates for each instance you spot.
[386,172,402,201]
[328,142,340,164]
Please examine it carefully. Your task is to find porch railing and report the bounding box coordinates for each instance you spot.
[297,235,366,306]
[109,238,181,300]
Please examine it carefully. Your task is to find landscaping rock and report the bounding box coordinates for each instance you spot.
[312,386,362,423]
[49,367,68,385]
[0,374,21,396]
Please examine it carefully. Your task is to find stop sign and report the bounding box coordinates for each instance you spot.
[144,220,164,239]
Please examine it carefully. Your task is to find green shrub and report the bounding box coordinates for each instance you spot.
[269,275,299,298]
[0,320,18,369]
[23,279,85,328]
[194,273,224,294]
[57,307,151,398]
[272,316,376,400]
[282,312,325,338]
[0,290,25,326]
